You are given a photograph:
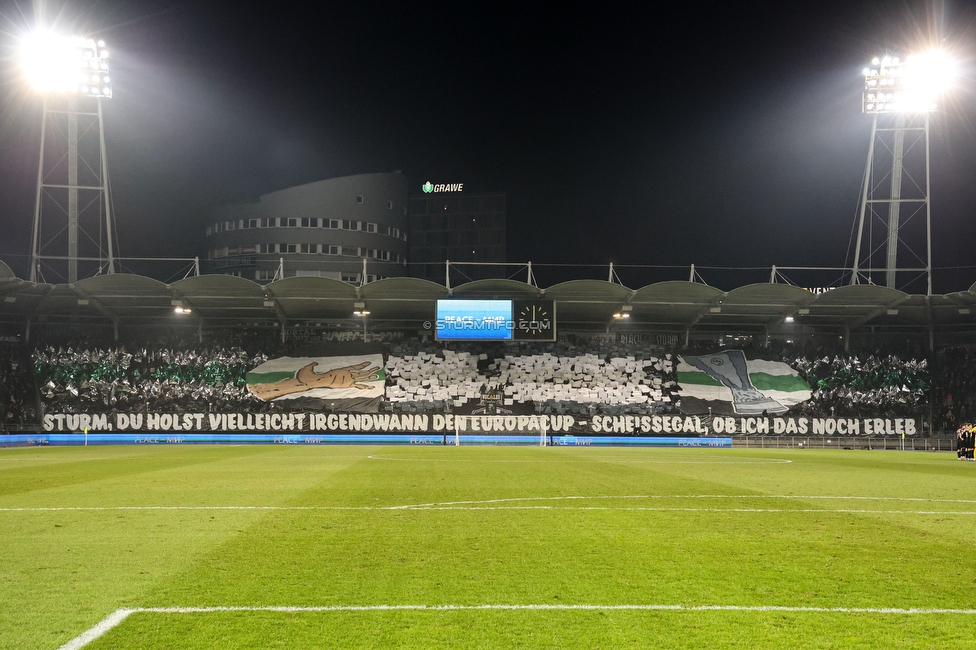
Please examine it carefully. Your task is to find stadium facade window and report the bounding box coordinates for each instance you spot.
[255,269,273,280]
[341,273,360,283]
[207,173,409,281]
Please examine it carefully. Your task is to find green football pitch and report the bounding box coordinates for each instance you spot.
[2,444,976,649]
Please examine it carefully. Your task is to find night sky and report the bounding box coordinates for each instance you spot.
[2,0,976,291]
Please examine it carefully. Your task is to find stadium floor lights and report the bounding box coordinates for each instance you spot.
[20,31,116,284]
[851,50,957,295]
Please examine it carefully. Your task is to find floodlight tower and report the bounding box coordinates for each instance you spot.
[21,33,115,283]
[850,51,954,295]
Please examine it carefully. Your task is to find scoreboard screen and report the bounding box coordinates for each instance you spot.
[435,300,555,341]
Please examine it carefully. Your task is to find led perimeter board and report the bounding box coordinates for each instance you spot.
[435,299,555,341]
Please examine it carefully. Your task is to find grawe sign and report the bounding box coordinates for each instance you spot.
[422,181,463,193]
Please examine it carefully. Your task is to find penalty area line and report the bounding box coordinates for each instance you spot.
[57,608,135,650]
[58,604,976,649]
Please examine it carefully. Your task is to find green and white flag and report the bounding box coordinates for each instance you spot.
[246,355,386,403]
[677,350,811,415]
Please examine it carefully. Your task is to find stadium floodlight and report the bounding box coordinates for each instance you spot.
[23,31,116,284]
[862,50,955,114]
[19,31,112,98]
[852,49,955,295]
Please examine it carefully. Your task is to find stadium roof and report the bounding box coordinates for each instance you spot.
[0,264,974,339]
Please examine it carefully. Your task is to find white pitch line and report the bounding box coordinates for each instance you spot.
[400,506,976,515]
[57,608,134,650]
[58,603,976,649]
[365,455,794,464]
[3,505,975,515]
[385,494,976,509]
[7,493,976,513]
[136,604,976,614]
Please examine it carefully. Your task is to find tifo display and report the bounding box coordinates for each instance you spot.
[2,333,959,438]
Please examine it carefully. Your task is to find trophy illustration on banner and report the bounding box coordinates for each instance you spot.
[683,350,788,415]
[470,384,513,415]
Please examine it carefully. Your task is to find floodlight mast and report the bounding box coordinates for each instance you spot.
[24,33,115,283]
[850,52,953,295]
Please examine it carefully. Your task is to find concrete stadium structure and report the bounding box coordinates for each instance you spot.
[205,172,409,284]
[1,259,974,350]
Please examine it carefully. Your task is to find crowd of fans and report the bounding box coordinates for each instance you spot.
[32,344,264,415]
[0,344,36,430]
[933,348,976,433]
[789,354,930,419]
[3,332,976,434]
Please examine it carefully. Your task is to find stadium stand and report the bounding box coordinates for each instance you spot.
[33,344,263,415]
[6,334,958,433]
[789,353,930,418]
[0,344,35,431]
[933,347,976,433]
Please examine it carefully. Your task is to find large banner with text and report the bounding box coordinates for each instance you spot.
[39,412,920,436]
